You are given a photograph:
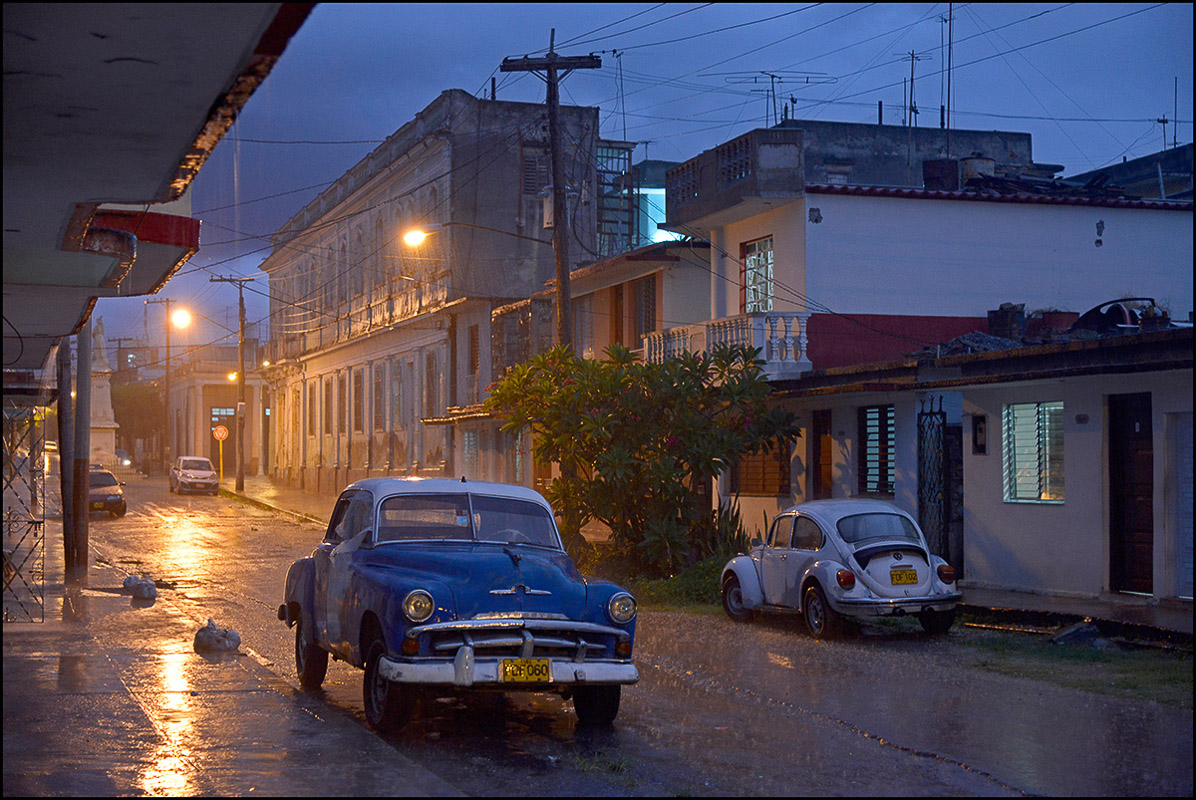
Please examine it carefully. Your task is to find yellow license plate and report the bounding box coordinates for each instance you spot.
[91,502,105,510]
[890,568,918,585]
[500,658,551,683]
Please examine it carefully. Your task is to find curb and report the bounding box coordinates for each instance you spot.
[218,487,324,525]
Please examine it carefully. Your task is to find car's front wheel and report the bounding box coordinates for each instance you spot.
[363,638,416,732]
[573,684,621,726]
[802,584,840,640]
[295,611,328,690]
[721,574,754,623]
[919,608,956,635]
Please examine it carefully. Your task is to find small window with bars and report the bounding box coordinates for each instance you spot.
[857,404,895,495]
[1002,401,1064,502]
[632,275,657,346]
[728,441,792,496]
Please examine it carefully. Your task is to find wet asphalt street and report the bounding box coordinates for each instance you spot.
[5,476,1192,796]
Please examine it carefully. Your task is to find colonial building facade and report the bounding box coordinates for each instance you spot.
[259,89,632,492]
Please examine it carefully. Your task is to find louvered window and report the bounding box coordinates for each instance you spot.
[522,149,549,196]
[729,441,792,496]
[857,405,895,495]
[1003,401,1064,502]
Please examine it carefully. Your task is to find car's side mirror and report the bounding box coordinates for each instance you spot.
[749,536,763,548]
[119,481,126,486]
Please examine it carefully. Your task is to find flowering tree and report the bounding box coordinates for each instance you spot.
[484,344,798,575]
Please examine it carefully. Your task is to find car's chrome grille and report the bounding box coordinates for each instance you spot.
[409,618,627,662]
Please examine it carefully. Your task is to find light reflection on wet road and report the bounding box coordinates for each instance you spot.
[78,479,1192,797]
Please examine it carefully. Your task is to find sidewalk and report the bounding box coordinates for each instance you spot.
[2,513,460,796]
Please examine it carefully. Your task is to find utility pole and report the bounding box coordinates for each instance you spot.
[145,297,175,475]
[71,317,91,587]
[211,276,253,492]
[500,31,601,350]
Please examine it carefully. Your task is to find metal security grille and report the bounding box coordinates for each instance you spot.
[3,397,46,623]
[918,397,948,560]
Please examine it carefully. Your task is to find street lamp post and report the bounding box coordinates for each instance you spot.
[145,297,188,475]
[211,277,252,492]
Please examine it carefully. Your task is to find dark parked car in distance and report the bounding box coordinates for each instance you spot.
[88,468,126,518]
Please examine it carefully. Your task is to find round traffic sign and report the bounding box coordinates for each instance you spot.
[213,425,229,441]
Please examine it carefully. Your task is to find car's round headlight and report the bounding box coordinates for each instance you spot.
[607,592,636,624]
[402,590,435,623]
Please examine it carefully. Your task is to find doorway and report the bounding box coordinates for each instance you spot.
[1109,393,1153,594]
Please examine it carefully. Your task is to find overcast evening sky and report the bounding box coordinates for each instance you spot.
[96,2,1193,349]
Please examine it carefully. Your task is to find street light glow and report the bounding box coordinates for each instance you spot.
[402,228,429,247]
[227,372,238,382]
[170,308,193,329]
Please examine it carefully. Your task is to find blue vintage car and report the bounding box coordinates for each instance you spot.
[278,477,639,730]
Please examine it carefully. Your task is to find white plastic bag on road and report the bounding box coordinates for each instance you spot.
[122,575,158,600]
[194,618,241,653]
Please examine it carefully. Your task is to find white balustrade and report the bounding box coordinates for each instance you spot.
[643,312,812,380]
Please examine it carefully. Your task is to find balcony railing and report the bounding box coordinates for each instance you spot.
[643,311,812,381]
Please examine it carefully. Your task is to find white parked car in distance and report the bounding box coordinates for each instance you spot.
[169,455,219,495]
[721,499,962,638]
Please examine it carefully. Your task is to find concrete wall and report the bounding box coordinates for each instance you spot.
[804,192,1194,319]
[961,369,1194,601]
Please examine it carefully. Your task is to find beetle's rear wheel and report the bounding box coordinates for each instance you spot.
[919,608,956,635]
[363,637,416,732]
[802,584,840,640]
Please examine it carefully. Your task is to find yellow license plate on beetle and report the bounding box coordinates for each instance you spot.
[890,568,918,585]
[500,658,551,683]
[91,502,105,510]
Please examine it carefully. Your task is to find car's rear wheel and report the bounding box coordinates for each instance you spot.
[295,611,328,690]
[802,584,840,640]
[919,608,956,635]
[363,637,416,732]
[573,684,621,726]
[721,574,754,622]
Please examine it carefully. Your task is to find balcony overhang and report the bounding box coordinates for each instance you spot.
[2,3,314,370]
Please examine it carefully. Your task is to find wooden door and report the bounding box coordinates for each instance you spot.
[1109,393,1153,594]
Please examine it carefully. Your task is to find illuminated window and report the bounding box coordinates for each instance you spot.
[1003,401,1064,502]
[740,237,773,313]
[729,441,792,496]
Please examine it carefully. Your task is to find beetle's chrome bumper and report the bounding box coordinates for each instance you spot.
[831,591,962,616]
[378,650,639,688]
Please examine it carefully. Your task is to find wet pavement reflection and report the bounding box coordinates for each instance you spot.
[5,476,1190,797]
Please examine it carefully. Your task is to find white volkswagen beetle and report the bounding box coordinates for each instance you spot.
[720,499,962,638]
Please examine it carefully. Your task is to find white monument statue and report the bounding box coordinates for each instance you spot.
[90,316,120,465]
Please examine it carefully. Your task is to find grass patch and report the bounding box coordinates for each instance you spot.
[957,625,1193,709]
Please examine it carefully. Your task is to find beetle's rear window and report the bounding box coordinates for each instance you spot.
[835,513,921,544]
[376,493,559,547]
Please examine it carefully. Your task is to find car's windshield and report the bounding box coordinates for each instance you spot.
[836,513,921,545]
[376,493,559,547]
[89,472,118,488]
[181,459,212,471]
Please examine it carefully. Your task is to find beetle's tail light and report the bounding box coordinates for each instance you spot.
[937,564,957,584]
[836,569,856,590]
[615,640,632,659]
[401,635,419,656]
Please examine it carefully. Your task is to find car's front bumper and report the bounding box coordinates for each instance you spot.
[831,591,962,617]
[378,652,639,688]
[179,480,217,492]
